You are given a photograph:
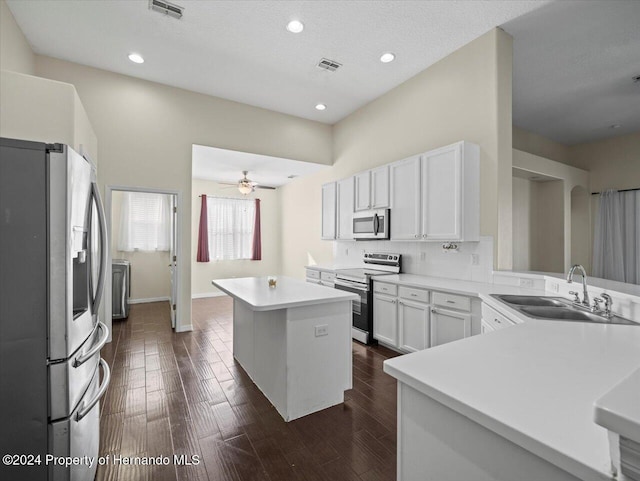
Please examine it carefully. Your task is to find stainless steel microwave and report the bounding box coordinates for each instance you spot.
[353,209,390,240]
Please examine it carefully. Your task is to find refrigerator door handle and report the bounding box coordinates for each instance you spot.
[91,182,108,315]
[76,358,110,421]
[121,267,128,318]
[73,322,109,367]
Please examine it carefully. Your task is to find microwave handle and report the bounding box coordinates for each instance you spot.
[373,213,379,235]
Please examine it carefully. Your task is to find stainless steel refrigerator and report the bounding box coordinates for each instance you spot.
[0,138,111,481]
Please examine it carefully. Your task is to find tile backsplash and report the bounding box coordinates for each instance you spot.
[333,236,494,283]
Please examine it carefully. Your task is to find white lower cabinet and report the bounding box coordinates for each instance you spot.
[430,307,472,348]
[398,300,430,352]
[481,303,516,332]
[373,294,398,346]
[481,319,495,334]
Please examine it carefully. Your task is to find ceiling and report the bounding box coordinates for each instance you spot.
[8,1,638,146]
[191,145,328,187]
[7,0,548,125]
[503,0,640,145]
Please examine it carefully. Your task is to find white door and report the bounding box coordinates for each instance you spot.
[336,177,354,240]
[373,294,398,347]
[430,307,471,347]
[321,182,337,239]
[354,171,371,211]
[398,300,429,352]
[169,195,178,329]
[370,165,390,209]
[422,144,462,240]
[390,155,422,240]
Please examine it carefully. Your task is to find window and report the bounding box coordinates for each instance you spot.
[118,192,171,252]
[206,197,256,261]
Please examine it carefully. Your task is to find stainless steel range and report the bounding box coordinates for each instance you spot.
[334,252,401,344]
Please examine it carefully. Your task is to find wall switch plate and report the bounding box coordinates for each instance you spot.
[345,248,349,256]
[315,325,328,337]
[519,278,534,288]
[471,254,479,265]
[551,282,559,292]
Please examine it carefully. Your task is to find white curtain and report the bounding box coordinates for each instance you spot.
[592,189,640,283]
[118,192,171,252]
[206,197,256,261]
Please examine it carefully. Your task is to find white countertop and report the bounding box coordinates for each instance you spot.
[595,367,640,443]
[376,273,547,298]
[304,264,357,272]
[212,276,358,311]
[384,320,640,481]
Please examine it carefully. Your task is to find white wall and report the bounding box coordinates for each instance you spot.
[111,191,171,302]
[281,28,514,279]
[512,149,590,273]
[512,177,532,271]
[34,56,332,331]
[0,0,34,75]
[191,178,281,297]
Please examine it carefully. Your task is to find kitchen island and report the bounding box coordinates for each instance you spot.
[211,276,358,421]
[384,318,640,481]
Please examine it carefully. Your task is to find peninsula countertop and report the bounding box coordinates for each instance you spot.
[211,276,358,311]
[384,320,640,481]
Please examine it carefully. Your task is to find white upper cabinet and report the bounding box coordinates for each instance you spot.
[354,166,390,212]
[370,165,390,209]
[390,155,422,240]
[422,141,479,241]
[321,182,337,240]
[336,177,354,240]
[391,141,479,242]
[354,171,371,211]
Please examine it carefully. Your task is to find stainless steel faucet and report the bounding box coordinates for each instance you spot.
[566,264,590,307]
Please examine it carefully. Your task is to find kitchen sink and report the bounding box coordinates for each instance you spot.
[493,295,568,307]
[490,295,639,326]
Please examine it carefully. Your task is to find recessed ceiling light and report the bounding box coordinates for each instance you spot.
[315,103,326,111]
[286,20,304,33]
[128,53,144,64]
[380,52,396,63]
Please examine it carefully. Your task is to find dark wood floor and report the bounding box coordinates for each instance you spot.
[98,297,400,481]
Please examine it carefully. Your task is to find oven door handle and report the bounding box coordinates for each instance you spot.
[335,279,369,292]
[76,358,111,421]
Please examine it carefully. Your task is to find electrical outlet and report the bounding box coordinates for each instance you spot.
[519,278,534,288]
[471,254,479,265]
[420,252,426,261]
[315,325,328,337]
[345,248,349,256]
[551,282,559,292]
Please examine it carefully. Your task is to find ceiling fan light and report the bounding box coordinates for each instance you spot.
[238,182,253,195]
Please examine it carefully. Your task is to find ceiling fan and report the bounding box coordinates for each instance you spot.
[219,171,276,195]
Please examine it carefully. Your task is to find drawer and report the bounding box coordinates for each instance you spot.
[432,291,471,312]
[374,282,398,296]
[481,304,515,331]
[320,271,336,282]
[306,269,320,280]
[398,286,429,303]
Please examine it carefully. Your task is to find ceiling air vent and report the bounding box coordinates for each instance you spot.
[317,58,342,72]
[149,0,184,19]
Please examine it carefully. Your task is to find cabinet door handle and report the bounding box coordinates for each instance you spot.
[431,309,436,314]
[495,318,502,324]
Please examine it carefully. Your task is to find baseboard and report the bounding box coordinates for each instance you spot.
[192,291,227,299]
[128,296,170,305]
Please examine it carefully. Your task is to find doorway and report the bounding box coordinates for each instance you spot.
[103,186,182,341]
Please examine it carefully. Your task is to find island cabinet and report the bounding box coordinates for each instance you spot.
[321,182,337,239]
[354,165,390,211]
[390,141,480,241]
[212,277,358,422]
